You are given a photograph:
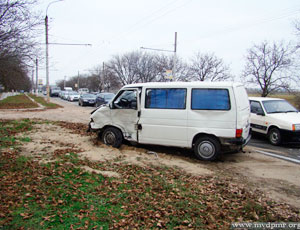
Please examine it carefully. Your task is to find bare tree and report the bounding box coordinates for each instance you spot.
[188,52,232,82]
[242,41,294,97]
[89,65,120,92]
[136,52,159,83]
[106,52,141,86]
[154,54,189,82]
[0,0,42,91]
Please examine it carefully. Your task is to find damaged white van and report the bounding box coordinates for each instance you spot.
[88,82,251,161]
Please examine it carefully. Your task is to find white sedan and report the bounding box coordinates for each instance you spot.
[67,92,80,101]
[249,97,300,145]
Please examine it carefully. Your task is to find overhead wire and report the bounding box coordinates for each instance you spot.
[107,0,185,42]
[181,6,300,46]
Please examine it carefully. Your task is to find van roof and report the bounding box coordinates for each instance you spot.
[123,81,243,88]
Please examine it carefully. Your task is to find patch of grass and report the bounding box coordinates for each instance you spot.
[0,120,299,229]
[0,119,34,149]
[28,94,62,109]
[0,94,38,109]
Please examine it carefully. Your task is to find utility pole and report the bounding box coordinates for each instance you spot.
[102,62,106,92]
[31,70,34,93]
[140,32,177,81]
[35,58,38,95]
[45,14,50,101]
[77,71,80,90]
[172,32,177,81]
[103,62,105,79]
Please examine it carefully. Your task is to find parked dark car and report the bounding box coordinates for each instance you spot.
[95,92,115,107]
[78,93,97,106]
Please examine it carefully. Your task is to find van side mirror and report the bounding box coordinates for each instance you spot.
[256,111,265,116]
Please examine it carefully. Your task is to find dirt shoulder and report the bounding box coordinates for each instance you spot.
[1,97,300,209]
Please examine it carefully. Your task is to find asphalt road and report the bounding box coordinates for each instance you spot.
[249,133,300,163]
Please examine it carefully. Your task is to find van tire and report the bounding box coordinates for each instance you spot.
[102,127,123,148]
[194,136,220,161]
[268,127,281,145]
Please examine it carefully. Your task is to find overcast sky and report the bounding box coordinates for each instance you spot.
[36,0,300,85]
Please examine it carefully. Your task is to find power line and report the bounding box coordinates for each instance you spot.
[48,42,92,46]
[108,0,183,42]
[182,6,300,46]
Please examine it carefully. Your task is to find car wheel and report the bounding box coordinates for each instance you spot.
[268,128,281,145]
[194,136,220,161]
[102,127,123,148]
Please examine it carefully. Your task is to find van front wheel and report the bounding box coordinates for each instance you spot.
[102,127,123,148]
[194,136,220,161]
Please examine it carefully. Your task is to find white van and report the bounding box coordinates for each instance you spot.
[89,82,251,161]
[64,87,73,91]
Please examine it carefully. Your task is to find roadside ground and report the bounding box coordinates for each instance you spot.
[0,94,299,228]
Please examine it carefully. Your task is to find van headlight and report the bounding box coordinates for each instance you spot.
[292,124,300,131]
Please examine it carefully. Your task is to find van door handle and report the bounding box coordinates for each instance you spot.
[135,124,142,130]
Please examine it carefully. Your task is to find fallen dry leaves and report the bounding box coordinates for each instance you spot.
[0,119,299,229]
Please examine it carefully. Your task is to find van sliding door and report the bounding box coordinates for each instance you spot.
[138,88,188,147]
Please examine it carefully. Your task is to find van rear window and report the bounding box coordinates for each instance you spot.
[145,88,186,109]
[192,89,230,110]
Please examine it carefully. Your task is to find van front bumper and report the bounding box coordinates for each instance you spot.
[87,121,101,133]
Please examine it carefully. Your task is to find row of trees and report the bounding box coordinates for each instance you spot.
[58,51,232,92]
[60,40,297,97]
[0,0,41,91]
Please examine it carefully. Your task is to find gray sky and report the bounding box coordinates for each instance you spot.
[36,0,300,85]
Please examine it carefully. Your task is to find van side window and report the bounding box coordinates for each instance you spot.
[113,90,137,109]
[192,89,230,110]
[145,88,186,109]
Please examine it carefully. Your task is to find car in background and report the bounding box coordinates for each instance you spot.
[78,88,89,94]
[249,97,300,145]
[78,93,97,106]
[67,92,80,101]
[95,92,115,107]
[50,86,61,97]
[63,91,75,100]
[59,91,66,99]
[61,91,70,100]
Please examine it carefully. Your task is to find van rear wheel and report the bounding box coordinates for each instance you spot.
[102,127,123,148]
[194,136,220,161]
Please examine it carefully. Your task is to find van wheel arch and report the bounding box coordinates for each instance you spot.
[192,134,221,161]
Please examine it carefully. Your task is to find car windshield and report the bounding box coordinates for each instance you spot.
[82,94,96,98]
[262,100,298,114]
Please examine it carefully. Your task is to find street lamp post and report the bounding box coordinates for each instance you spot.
[141,32,177,81]
[45,0,63,102]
